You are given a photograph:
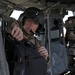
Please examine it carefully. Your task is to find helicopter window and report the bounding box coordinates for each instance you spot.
[63,11,73,36]
[10,10,24,20]
[0,21,2,27]
[0,18,2,27]
[63,11,73,23]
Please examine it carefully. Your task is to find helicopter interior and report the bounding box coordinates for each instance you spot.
[0,0,75,75]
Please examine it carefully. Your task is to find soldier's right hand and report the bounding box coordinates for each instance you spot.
[11,22,24,41]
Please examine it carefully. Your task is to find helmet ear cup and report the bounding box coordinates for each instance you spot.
[18,12,25,26]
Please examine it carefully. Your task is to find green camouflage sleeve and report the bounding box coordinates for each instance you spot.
[5,17,17,33]
[5,17,22,34]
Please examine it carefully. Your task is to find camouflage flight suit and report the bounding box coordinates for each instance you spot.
[5,17,51,71]
[27,36,51,68]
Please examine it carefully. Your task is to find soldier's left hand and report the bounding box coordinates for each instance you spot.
[38,46,48,60]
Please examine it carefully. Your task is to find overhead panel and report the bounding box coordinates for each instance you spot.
[46,0,75,4]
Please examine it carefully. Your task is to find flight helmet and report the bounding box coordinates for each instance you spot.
[19,7,45,35]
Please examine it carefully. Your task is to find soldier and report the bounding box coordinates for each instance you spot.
[11,7,48,60]
[6,7,49,75]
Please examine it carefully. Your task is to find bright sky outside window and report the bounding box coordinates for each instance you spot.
[10,10,24,20]
[63,11,73,23]
[0,21,2,27]
[63,11,73,36]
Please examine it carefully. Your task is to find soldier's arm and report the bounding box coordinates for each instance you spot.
[36,39,51,67]
[5,17,23,41]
